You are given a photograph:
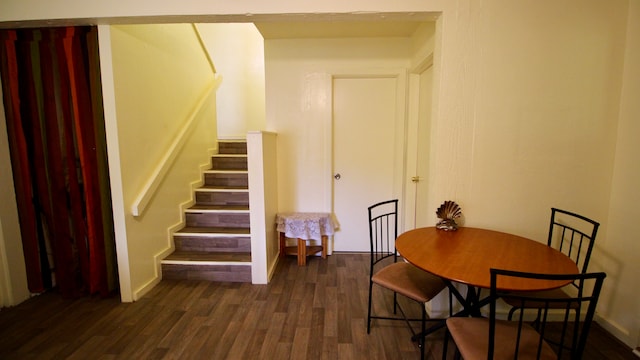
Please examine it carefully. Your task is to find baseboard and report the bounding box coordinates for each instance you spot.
[132,275,161,302]
[594,313,635,349]
[266,255,280,283]
[133,243,179,301]
[633,347,640,358]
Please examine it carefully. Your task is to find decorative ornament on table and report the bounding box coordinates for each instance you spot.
[436,200,462,231]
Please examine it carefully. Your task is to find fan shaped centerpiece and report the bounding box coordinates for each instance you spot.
[436,200,462,231]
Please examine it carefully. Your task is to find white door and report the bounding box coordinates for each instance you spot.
[332,75,405,252]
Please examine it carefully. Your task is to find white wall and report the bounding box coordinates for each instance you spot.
[197,23,266,138]
[264,37,412,212]
[0,0,638,349]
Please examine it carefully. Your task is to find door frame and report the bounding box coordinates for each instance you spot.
[320,68,410,247]
[405,54,434,230]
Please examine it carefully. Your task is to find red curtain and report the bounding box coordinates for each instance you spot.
[0,27,117,298]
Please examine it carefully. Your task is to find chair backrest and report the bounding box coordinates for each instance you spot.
[489,269,606,360]
[547,208,599,274]
[368,199,399,273]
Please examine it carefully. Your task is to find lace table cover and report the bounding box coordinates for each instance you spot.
[276,212,338,240]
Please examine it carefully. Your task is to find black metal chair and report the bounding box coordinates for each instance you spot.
[366,199,447,359]
[505,208,600,320]
[445,269,606,360]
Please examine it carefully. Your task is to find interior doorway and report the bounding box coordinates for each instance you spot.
[409,59,434,229]
[331,73,407,252]
[0,26,118,298]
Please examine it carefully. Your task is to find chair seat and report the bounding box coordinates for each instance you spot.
[372,262,446,303]
[446,317,557,360]
[504,287,580,310]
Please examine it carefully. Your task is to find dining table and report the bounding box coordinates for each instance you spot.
[395,226,579,321]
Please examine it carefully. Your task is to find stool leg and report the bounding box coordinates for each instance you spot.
[297,238,307,266]
[321,235,328,259]
[279,232,286,258]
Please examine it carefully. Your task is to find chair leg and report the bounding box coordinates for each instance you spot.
[420,306,426,360]
[393,292,398,314]
[454,349,461,360]
[532,308,542,330]
[442,326,462,360]
[442,327,449,360]
[448,288,453,317]
[367,280,374,334]
[442,289,453,360]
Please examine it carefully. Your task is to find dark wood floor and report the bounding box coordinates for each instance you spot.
[0,253,636,359]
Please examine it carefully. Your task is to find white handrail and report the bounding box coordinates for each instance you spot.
[192,24,216,74]
[131,76,222,217]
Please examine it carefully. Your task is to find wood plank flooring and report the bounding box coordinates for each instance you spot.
[0,253,636,359]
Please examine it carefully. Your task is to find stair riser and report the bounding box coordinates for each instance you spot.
[219,142,248,155]
[174,236,251,253]
[212,157,247,171]
[162,264,251,282]
[185,212,250,228]
[162,140,251,283]
[196,191,249,206]
[204,173,248,188]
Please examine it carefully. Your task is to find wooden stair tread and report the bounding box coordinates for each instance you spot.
[203,169,248,173]
[176,226,250,235]
[163,251,251,262]
[187,204,249,211]
[197,185,248,191]
[163,140,251,283]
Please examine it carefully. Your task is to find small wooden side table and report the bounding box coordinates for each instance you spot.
[276,212,338,266]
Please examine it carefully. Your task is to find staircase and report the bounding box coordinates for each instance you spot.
[161,140,252,282]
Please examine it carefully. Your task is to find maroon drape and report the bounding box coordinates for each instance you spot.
[0,27,117,297]
[0,30,43,291]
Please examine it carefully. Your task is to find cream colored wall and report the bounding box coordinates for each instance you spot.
[457,1,625,236]
[433,3,631,344]
[196,23,266,138]
[599,0,640,345]
[108,24,217,300]
[0,0,638,349]
[427,1,633,345]
[265,37,412,212]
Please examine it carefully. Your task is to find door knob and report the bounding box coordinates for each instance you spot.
[334,173,341,180]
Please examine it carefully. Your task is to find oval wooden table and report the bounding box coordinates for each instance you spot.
[396,226,579,321]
